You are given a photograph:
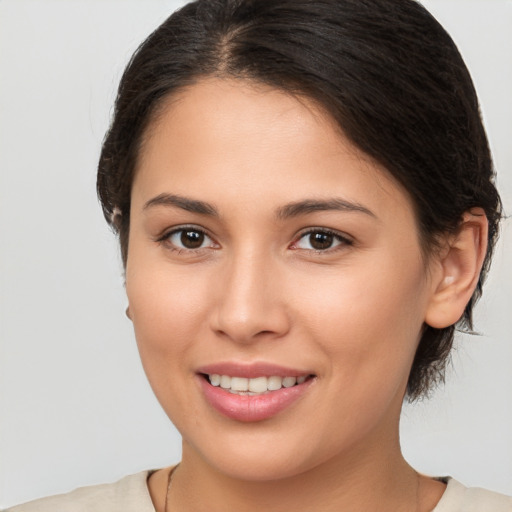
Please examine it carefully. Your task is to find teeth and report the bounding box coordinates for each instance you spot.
[267,376,282,391]
[220,375,231,389]
[208,374,308,394]
[249,376,267,393]
[282,376,297,388]
[230,377,248,391]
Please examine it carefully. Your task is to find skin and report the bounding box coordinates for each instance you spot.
[125,79,487,511]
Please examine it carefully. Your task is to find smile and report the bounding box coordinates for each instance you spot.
[197,366,316,422]
[207,374,309,395]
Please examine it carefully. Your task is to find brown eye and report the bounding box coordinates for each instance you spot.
[309,232,334,250]
[292,229,351,252]
[166,227,215,251]
[180,229,204,249]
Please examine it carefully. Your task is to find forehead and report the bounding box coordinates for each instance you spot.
[133,78,414,223]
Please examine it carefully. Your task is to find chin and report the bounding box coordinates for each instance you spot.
[206,452,314,482]
[182,423,337,483]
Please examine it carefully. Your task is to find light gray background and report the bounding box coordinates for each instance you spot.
[0,0,511,507]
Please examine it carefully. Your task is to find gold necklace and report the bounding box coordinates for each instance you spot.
[415,470,422,512]
[164,464,422,512]
[164,464,180,512]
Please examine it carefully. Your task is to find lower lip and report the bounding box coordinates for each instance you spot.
[198,376,314,422]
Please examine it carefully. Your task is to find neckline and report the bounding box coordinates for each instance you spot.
[143,470,460,512]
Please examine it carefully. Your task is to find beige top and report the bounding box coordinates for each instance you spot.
[4,471,512,512]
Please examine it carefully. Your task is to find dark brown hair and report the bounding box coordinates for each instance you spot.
[97,0,501,400]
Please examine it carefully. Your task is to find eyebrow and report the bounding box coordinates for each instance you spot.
[143,193,219,216]
[143,193,376,220]
[276,198,376,220]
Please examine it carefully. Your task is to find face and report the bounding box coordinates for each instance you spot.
[126,78,436,481]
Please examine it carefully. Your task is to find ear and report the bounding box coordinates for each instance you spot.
[425,208,488,329]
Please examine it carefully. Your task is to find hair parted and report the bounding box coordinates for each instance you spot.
[97,0,501,400]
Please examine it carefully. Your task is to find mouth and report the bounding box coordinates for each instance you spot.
[202,373,313,396]
[196,365,316,422]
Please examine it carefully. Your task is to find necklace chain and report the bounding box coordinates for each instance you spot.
[415,471,422,512]
[163,464,422,512]
[164,464,179,512]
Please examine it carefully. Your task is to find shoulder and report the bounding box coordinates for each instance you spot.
[434,478,512,512]
[3,471,155,512]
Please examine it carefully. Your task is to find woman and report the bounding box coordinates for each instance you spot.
[6,0,511,510]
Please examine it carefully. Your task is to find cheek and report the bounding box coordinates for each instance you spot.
[295,252,428,381]
[127,268,208,343]
[292,258,428,445]
[124,246,213,389]
[125,261,215,427]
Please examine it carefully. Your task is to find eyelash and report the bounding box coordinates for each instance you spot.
[156,226,353,254]
[157,225,217,254]
[291,228,353,254]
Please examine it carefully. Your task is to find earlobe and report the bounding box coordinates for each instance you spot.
[425,209,488,329]
[126,306,132,321]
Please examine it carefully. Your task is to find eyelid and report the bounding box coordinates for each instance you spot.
[155,224,352,253]
[157,224,219,251]
[290,227,354,251]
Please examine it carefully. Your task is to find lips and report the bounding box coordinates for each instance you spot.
[196,362,315,422]
[208,374,308,394]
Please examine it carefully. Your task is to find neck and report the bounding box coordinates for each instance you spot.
[167,427,424,512]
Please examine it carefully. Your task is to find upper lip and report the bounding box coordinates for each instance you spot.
[196,361,313,379]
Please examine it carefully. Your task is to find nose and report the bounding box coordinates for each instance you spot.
[210,250,290,344]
